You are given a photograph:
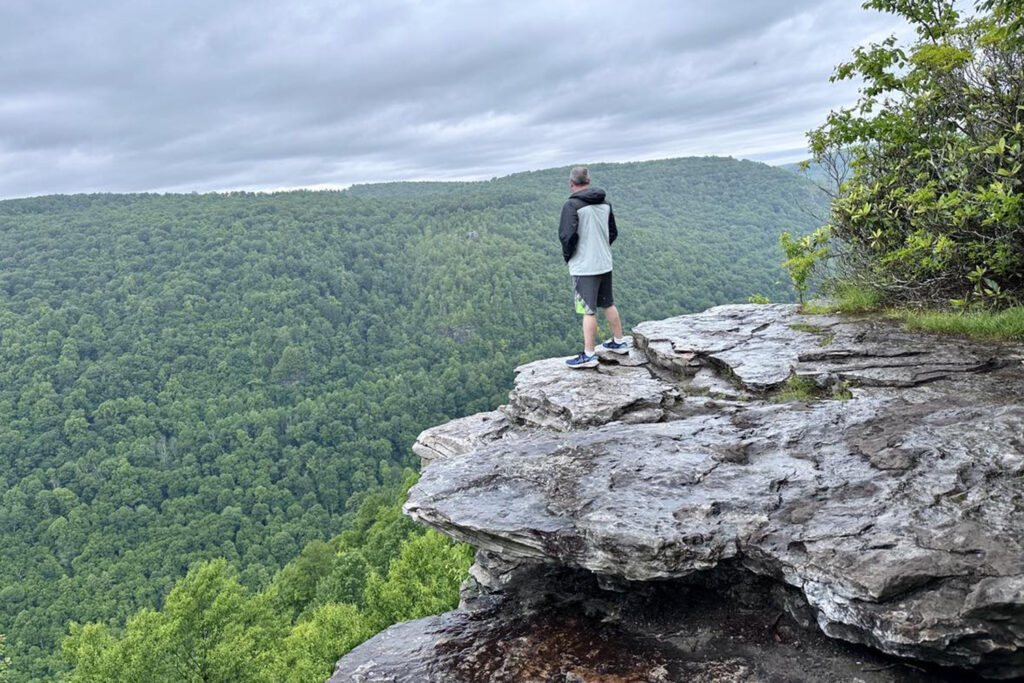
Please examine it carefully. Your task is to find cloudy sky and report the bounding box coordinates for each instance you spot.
[0,0,910,199]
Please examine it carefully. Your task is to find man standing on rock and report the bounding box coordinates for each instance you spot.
[559,166,630,368]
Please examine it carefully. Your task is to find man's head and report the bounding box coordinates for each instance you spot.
[569,166,591,192]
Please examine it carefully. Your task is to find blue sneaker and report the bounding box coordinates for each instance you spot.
[566,352,599,369]
[600,339,630,354]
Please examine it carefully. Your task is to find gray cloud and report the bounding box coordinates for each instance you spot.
[0,0,909,198]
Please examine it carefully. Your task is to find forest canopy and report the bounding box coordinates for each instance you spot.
[0,157,822,681]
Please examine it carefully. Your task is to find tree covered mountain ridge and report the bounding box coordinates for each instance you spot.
[0,156,823,681]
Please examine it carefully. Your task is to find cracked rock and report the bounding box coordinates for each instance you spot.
[336,304,1024,680]
[500,356,679,431]
[412,411,514,465]
[633,304,1020,395]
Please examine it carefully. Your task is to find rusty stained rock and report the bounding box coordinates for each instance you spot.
[331,555,987,683]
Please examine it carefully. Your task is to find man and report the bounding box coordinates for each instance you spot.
[558,166,629,369]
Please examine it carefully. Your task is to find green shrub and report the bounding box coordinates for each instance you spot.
[780,227,831,304]
[810,0,1024,307]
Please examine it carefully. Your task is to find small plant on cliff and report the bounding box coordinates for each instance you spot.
[773,375,853,402]
[780,227,831,305]
[809,0,1024,308]
[775,375,819,402]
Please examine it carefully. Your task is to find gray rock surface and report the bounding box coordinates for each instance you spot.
[501,357,680,430]
[412,410,513,464]
[594,335,648,366]
[633,303,1022,393]
[336,304,1024,680]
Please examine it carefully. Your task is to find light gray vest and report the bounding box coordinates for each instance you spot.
[568,204,613,276]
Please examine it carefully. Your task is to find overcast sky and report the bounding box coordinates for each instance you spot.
[0,1,910,199]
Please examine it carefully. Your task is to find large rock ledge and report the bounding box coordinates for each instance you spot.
[335,304,1024,681]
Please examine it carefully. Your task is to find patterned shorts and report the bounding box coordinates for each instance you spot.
[573,271,613,315]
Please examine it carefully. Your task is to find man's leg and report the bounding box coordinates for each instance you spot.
[582,314,598,355]
[603,305,624,340]
[595,274,624,343]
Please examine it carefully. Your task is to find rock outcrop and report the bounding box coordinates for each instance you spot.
[333,304,1024,682]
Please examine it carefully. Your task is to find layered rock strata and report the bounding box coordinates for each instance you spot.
[334,304,1024,681]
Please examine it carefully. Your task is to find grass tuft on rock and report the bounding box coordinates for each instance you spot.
[773,375,853,402]
[802,286,883,315]
[773,375,821,402]
[797,286,1024,341]
[901,307,1024,341]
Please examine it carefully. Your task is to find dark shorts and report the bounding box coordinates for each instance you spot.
[573,271,613,315]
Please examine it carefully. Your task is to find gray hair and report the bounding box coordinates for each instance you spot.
[569,166,591,186]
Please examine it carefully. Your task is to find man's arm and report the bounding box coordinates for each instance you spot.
[608,204,618,245]
[558,201,579,262]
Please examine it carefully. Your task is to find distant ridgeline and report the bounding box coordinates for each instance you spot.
[779,157,847,193]
[0,157,823,680]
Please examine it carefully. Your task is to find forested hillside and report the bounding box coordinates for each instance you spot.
[0,157,823,681]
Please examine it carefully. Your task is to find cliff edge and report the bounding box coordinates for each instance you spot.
[332,304,1024,682]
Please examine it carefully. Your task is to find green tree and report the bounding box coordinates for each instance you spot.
[809,0,1024,306]
[270,604,370,683]
[65,484,473,683]
[63,560,283,683]
[780,227,831,304]
[361,531,475,632]
[0,634,10,682]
